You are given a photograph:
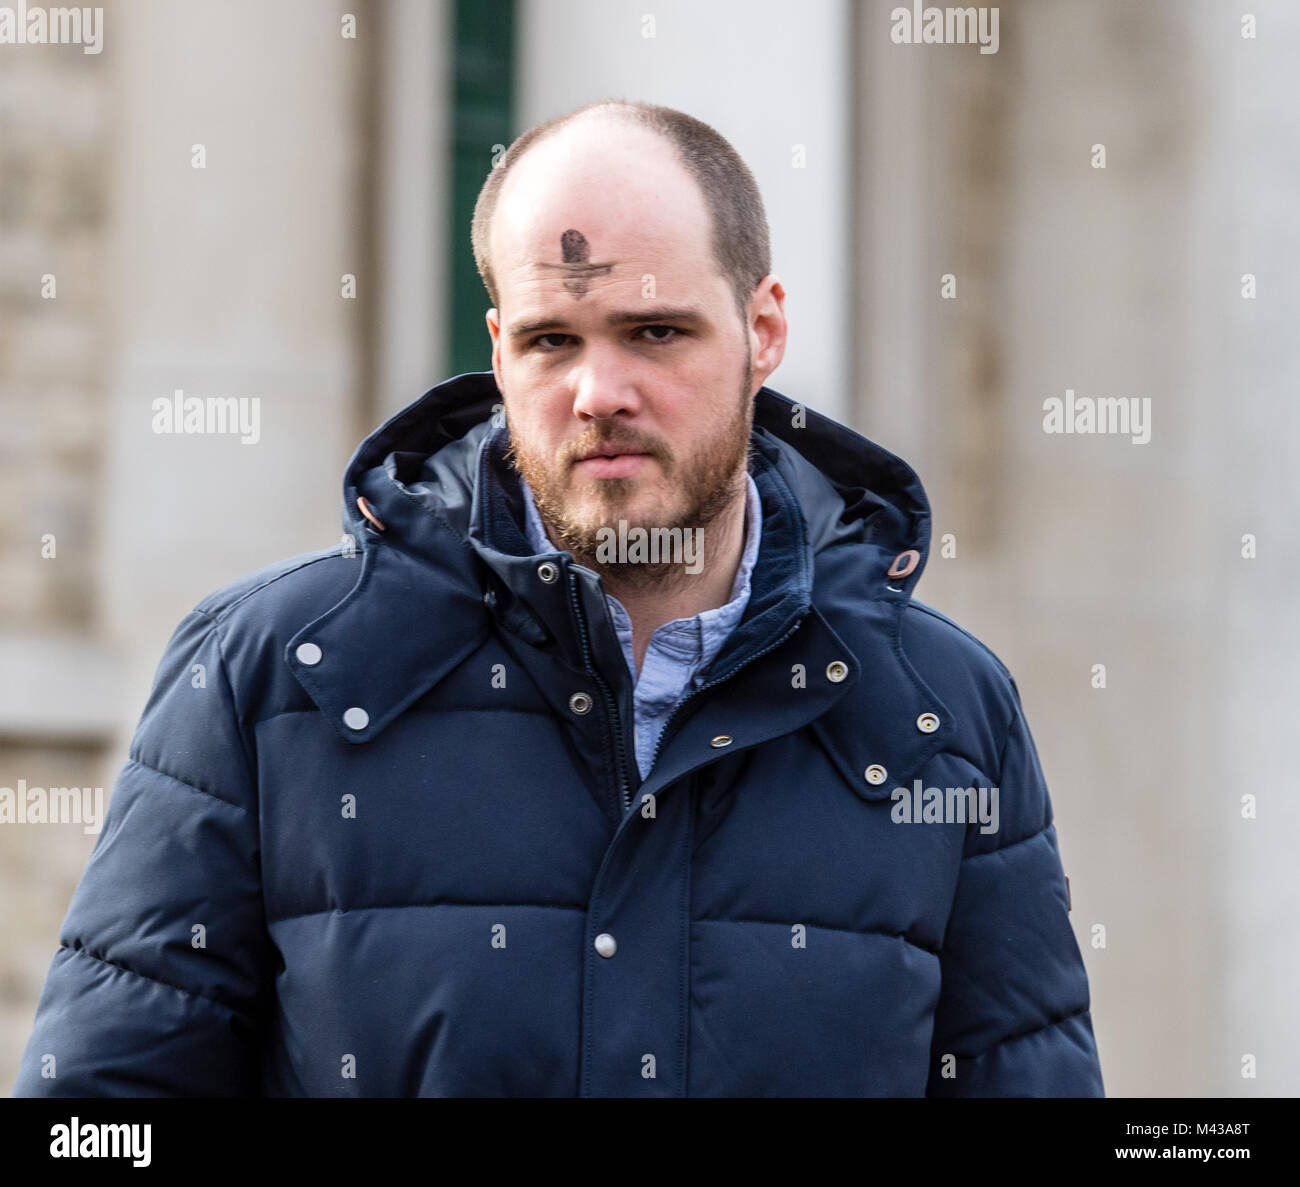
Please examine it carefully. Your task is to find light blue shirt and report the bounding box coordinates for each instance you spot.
[519,472,763,780]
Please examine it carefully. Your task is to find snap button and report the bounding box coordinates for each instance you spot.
[825,660,848,683]
[482,588,497,607]
[886,549,920,579]
[594,932,617,958]
[356,496,386,533]
[537,561,559,584]
[569,692,593,715]
[710,735,732,748]
[916,712,940,733]
[296,642,322,666]
[343,706,370,731]
[864,764,888,785]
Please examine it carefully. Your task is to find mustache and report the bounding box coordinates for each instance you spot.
[564,427,668,466]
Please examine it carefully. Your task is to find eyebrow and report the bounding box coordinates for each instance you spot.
[507,306,708,344]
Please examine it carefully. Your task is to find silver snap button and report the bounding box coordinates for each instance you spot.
[594,932,617,958]
[537,561,559,584]
[710,735,733,748]
[296,642,322,666]
[569,692,593,715]
[343,706,369,731]
[864,764,888,785]
[916,712,940,734]
[825,660,848,683]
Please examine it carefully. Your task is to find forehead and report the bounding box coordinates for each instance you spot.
[491,125,722,311]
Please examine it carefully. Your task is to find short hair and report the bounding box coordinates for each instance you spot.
[471,99,771,326]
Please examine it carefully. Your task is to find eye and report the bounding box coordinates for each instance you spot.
[638,325,682,343]
[527,325,683,351]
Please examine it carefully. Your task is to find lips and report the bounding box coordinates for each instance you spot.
[573,451,651,479]
[577,447,646,462]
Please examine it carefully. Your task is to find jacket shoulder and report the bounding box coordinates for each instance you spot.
[901,598,1022,766]
[904,598,1013,681]
[178,545,364,725]
[192,544,359,626]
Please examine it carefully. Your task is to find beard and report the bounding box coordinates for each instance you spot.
[504,348,755,592]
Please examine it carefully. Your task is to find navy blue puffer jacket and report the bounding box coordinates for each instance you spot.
[13,371,1104,1097]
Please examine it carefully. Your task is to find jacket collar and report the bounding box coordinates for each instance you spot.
[286,371,955,794]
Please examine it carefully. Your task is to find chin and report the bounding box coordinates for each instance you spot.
[571,480,651,515]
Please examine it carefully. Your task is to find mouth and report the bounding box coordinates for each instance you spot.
[573,450,652,479]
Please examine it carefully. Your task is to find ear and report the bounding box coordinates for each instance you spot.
[747,276,788,393]
[486,308,503,393]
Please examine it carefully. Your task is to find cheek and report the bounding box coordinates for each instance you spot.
[684,354,741,407]
[663,380,732,439]
[507,396,564,452]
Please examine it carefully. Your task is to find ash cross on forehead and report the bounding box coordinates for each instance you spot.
[537,229,614,298]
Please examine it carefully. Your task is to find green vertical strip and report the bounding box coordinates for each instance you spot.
[449,0,516,377]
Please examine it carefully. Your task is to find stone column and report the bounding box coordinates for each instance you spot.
[849,0,1300,1095]
[97,0,369,724]
[516,0,853,422]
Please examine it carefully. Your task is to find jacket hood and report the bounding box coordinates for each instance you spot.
[291,370,954,802]
[340,369,933,594]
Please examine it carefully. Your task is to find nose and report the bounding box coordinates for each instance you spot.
[569,353,643,421]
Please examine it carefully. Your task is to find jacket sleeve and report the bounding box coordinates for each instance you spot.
[925,680,1104,1096]
[11,609,273,1097]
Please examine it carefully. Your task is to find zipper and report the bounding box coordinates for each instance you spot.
[647,610,809,772]
[567,568,632,814]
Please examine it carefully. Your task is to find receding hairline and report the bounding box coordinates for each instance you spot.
[473,100,770,325]
[494,115,701,233]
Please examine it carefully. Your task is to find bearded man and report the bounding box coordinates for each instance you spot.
[13,99,1104,1098]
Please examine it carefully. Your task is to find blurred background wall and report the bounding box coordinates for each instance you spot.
[2,0,1296,1096]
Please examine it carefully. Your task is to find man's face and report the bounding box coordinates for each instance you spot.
[485,123,782,572]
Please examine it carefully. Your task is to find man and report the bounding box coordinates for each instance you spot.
[13,99,1103,1097]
